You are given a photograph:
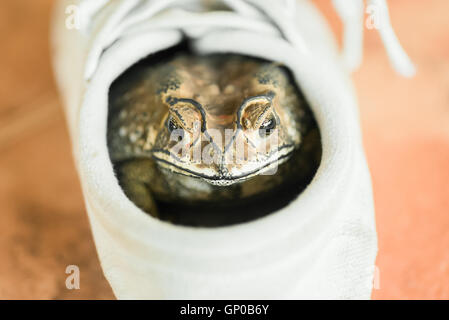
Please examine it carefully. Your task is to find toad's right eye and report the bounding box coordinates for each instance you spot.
[167,116,184,141]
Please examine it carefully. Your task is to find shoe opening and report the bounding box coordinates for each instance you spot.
[107,42,322,227]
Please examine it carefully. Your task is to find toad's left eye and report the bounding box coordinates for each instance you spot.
[167,116,179,132]
[259,116,276,137]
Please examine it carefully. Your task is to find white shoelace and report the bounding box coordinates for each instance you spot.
[77,0,415,79]
[333,0,415,77]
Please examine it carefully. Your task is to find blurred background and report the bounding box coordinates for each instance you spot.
[0,0,448,299]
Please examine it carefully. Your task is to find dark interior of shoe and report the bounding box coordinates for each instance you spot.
[107,41,322,227]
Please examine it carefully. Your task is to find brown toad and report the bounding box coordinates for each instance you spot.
[108,53,319,220]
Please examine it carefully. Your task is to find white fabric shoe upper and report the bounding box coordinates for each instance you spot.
[76,0,414,79]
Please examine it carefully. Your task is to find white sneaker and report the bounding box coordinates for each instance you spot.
[51,0,413,299]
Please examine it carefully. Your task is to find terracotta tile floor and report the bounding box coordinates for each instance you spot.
[0,0,448,299]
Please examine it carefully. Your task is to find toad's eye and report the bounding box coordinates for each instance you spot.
[167,116,184,141]
[167,116,179,132]
[259,116,276,137]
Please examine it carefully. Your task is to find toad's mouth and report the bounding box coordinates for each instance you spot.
[152,145,295,185]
